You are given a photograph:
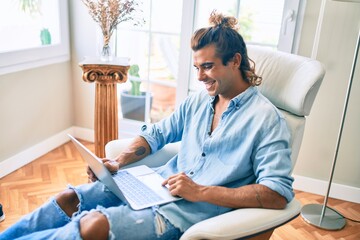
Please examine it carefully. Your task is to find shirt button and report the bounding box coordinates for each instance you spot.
[189,171,194,175]
[201,152,206,157]
[141,125,147,131]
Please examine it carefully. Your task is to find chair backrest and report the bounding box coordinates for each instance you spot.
[247,45,325,168]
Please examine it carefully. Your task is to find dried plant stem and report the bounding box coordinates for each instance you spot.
[82,0,143,47]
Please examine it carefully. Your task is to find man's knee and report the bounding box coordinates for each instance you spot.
[55,189,79,217]
[80,212,109,240]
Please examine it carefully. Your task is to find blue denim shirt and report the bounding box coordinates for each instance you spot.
[140,86,294,232]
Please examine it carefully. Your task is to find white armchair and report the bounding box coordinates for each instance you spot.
[105,45,325,240]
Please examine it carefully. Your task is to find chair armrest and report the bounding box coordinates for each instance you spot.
[180,199,301,240]
[105,139,180,169]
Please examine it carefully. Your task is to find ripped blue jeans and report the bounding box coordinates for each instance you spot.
[0,181,182,240]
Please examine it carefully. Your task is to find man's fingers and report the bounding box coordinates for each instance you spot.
[102,158,120,173]
[162,179,169,186]
[87,160,119,183]
[103,160,119,173]
[164,173,179,187]
[86,166,97,182]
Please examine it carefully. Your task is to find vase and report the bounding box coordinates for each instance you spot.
[101,43,113,62]
[100,33,113,62]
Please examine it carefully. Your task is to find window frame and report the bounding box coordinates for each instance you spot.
[0,0,70,75]
[278,0,303,53]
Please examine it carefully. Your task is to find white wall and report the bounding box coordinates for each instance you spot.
[293,0,360,201]
[0,62,73,161]
[69,0,98,130]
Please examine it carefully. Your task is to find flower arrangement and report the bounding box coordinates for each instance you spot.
[82,0,143,61]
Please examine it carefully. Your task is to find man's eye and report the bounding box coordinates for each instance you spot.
[203,64,213,70]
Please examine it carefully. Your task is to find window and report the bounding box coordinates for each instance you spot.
[115,0,303,135]
[0,0,70,75]
[116,0,182,131]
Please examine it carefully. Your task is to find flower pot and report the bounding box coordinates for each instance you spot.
[120,91,152,122]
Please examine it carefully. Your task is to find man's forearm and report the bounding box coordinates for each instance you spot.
[115,136,151,168]
[199,184,287,209]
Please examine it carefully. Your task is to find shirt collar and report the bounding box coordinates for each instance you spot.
[207,86,257,110]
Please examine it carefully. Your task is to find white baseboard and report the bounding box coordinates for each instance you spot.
[293,174,360,204]
[1,128,359,204]
[0,127,94,179]
[72,126,95,142]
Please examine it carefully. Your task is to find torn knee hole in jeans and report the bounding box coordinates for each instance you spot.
[154,212,167,236]
[67,185,82,218]
[88,207,115,240]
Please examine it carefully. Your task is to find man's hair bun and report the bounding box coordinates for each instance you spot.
[208,10,239,31]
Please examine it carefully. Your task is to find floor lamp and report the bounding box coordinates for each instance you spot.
[301,0,360,230]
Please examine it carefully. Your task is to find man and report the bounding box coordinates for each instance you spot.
[0,11,293,240]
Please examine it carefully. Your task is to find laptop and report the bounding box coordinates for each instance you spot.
[68,134,181,210]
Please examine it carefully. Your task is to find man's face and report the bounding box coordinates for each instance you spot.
[193,44,237,97]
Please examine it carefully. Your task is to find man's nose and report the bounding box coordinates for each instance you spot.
[197,69,206,81]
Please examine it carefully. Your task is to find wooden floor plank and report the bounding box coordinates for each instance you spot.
[0,140,359,239]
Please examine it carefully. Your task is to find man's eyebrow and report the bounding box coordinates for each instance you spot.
[200,62,214,67]
[193,62,214,68]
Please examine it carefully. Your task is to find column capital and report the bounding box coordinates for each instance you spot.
[79,57,130,84]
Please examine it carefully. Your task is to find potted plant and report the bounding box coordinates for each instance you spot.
[120,64,152,121]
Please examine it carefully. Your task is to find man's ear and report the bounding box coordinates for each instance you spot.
[232,53,242,69]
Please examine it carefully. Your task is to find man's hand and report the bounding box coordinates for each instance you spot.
[103,159,120,173]
[86,166,97,183]
[162,172,205,202]
[86,159,120,183]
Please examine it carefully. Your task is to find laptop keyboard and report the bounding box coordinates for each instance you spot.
[114,171,163,205]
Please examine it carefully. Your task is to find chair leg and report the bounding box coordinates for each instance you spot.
[244,229,274,240]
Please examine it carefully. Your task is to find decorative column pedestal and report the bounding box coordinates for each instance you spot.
[79,58,130,158]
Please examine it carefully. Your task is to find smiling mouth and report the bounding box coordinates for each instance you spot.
[204,80,216,90]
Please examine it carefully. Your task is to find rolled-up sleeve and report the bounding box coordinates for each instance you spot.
[139,97,189,154]
[139,123,166,154]
[253,117,294,203]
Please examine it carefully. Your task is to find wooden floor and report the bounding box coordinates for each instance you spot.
[0,140,359,239]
